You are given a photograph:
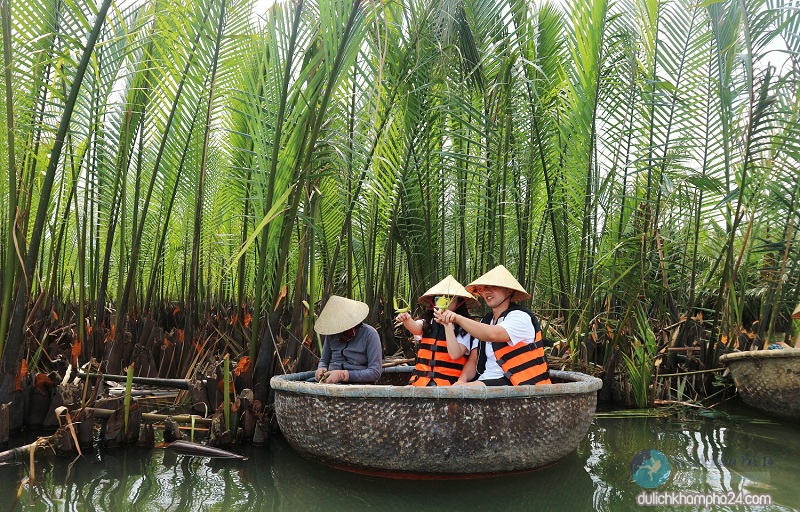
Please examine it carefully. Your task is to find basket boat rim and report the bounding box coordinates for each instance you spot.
[719,348,800,364]
[270,367,602,399]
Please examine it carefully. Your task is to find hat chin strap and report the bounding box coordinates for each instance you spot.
[489,291,512,323]
[495,290,512,309]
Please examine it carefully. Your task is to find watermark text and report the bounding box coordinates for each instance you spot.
[637,490,772,507]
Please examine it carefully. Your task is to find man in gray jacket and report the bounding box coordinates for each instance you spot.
[313,295,382,384]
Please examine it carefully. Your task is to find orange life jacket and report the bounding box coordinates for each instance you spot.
[477,304,551,385]
[409,323,467,386]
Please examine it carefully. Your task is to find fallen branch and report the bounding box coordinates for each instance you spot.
[0,436,51,464]
[0,443,30,464]
[661,318,687,331]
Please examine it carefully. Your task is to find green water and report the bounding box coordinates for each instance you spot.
[1,401,797,511]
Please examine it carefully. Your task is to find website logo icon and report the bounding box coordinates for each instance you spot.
[631,449,671,489]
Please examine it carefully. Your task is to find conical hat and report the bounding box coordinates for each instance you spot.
[314,295,370,335]
[466,265,530,301]
[418,275,480,309]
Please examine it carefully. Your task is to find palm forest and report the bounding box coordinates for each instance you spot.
[1,0,799,440]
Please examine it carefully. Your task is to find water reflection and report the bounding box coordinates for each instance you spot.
[582,404,799,511]
[268,436,595,511]
[1,401,798,511]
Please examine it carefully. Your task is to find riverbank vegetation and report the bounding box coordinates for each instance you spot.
[1,0,799,428]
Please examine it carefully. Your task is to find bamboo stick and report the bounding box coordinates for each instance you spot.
[381,358,414,368]
[653,399,703,408]
[88,408,213,426]
[223,355,231,432]
[656,367,725,378]
[78,372,194,389]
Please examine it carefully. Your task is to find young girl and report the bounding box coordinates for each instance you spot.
[395,275,478,386]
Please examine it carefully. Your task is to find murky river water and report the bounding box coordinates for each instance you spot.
[1,400,797,511]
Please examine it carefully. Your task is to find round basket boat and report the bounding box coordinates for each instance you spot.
[271,366,602,477]
[719,349,800,421]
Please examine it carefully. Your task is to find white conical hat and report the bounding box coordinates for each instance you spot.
[313,295,370,335]
[418,275,480,309]
[466,265,530,301]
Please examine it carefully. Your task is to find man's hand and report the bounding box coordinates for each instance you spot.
[434,309,458,325]
[323,369,349,384]
[453,380,485,387]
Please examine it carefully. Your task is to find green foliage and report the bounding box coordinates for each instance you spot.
[0,0,799,397]
[621,307,658,408]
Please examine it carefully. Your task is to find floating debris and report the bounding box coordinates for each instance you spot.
[158,440,247,460]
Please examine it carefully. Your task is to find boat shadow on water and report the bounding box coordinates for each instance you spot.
[267,433,598,511]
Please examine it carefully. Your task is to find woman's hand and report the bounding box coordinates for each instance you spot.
[323,369,349,384]
[315,367,327,382]
[396,312,423,335]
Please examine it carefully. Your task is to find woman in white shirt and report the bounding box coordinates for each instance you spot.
[435,265,551,386]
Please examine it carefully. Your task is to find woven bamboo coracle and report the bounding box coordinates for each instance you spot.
[271,366,602,476]
[719,349,800,421]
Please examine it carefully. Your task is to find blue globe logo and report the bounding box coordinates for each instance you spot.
[630,449,671,489]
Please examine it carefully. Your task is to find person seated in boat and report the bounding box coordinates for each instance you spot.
[434,265,551,386]
[313,295,383,384]
[395,275,479,386]
[768,340,793,350]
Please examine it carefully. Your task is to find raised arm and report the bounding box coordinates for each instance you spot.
[434,309,511,343]
[395,312,423,336]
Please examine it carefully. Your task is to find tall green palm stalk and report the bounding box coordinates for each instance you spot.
[187,0,229,344]
[3,0,114,374]
[0,0,19,353]
[113,2,215,361]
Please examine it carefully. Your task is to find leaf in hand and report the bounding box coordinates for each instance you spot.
[435,295,452,310]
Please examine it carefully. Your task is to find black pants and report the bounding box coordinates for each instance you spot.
[480,377,513,386]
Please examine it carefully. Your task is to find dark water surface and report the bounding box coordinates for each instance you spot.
[1,401,798,511]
